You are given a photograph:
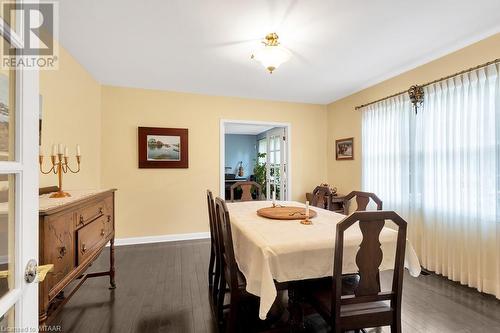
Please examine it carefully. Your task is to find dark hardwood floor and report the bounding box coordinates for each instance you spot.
[51,240,500,333]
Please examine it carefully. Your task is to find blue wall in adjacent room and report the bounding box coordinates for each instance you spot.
[225,134,257,178]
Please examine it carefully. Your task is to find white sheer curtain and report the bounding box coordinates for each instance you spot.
[412,63,499,297]
[362,63,500,298]
[362,94,411,214]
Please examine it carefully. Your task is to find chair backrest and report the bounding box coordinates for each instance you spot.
[311,186,333,209]
[230,181,262,202]
[207,190,216,247]
[342,191,382,215]
[214,197,239,291]
[331,211,407,328]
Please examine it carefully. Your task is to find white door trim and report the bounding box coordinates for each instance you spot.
[0,3,40,328]
[219,119,292,201]
[17,55,40,330]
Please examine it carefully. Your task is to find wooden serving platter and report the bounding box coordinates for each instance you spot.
[257,206,317,220]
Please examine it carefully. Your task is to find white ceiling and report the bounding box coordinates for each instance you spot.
[59,0,500,104]
[225,123,274,135]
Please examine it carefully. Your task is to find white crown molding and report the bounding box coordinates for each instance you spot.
[111,232,210,247]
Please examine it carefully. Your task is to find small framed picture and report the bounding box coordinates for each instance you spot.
[335,137,354,160]
[138,127,188,168]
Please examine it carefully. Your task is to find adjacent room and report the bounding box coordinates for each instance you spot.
[223,122,289,201]
[0,1,499,332]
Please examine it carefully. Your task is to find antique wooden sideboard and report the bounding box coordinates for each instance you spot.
[38,188,116,325]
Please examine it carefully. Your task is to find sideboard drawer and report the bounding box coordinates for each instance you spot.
[75,196,112,229]
[77,215,108,264]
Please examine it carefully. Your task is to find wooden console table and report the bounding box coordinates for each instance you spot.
[38,188,116,325]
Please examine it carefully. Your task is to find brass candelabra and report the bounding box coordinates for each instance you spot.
[39,145,81,198]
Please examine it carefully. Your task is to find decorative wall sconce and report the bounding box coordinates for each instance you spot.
[408,85,424,114]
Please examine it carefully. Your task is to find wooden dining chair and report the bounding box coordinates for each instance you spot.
[206,190,221,311]
[230,181,263,202]
[342,191,383,215]
[214,197,259,332]
[303,211,407,333]
[311,186,333,210]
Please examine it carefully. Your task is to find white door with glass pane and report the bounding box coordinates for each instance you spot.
[264,128,287,200]
[0,6,40,331]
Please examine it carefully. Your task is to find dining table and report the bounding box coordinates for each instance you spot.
[225,200,421,324]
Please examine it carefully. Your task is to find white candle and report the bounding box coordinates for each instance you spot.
[58,143,64,154]
[305,201,310,219]
[64,147,69,157]
[272,190,276,206]
[76,144,81,156]
[51,144,57,156]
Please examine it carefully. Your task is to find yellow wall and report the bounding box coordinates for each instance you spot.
[100,86,327,238]
[39,42,101,189]
[327,33,500,194]
[41,33,500,239]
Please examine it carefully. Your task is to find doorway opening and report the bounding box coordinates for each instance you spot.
[220,120,291,201]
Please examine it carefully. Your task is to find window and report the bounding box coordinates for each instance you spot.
[361,63,500,298]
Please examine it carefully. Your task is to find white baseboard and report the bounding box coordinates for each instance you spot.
[112,232,210,247]
[0,255,8,265]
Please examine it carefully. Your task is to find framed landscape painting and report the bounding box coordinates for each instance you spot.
[335,137,354,160]
[138,127,189,168]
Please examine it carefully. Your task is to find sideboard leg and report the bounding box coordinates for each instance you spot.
[39,311,47,327]
[109,237,116,289]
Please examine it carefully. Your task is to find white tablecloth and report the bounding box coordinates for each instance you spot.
[226,200,421,320]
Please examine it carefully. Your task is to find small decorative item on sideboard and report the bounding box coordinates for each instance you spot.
[39,143,81,198]
[237,161,244,177]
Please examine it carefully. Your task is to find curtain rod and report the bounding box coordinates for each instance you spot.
[354,58,500,111]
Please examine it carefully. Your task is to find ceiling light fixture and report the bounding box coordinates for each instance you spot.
[251,33,291,74]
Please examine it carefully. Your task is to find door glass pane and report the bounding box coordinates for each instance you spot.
[257,139,266,164]
[0,174,15,299]
[275,185,281,200]
[0,305,15,331]
[0,38,16,161]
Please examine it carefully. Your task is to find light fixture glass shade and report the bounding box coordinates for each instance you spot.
[252,45,292,74]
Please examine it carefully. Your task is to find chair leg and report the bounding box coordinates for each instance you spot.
[216,274,226,326]
[391,306,402,333]
[391,322,401,333]
[212,257,221,308]
[226,299,239,333]
[208,246,215,287]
